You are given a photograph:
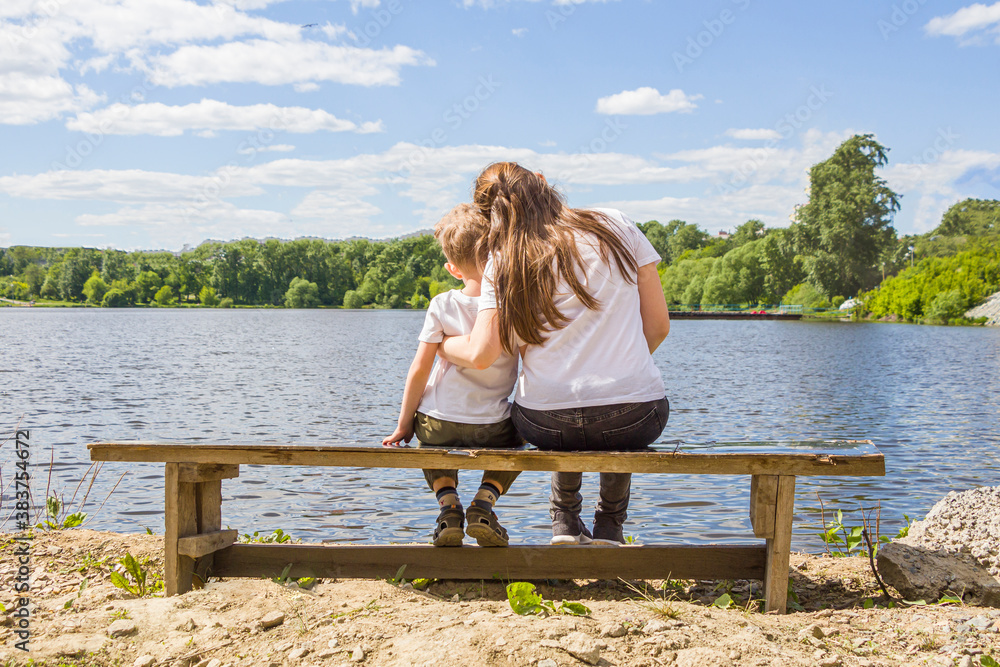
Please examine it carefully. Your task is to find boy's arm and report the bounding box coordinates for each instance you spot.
[383,341,439,447]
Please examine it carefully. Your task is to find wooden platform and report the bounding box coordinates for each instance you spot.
[88,440,884,613]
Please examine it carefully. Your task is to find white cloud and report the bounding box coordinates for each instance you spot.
[595,87,702,115]
[76,201,293,247]
[147,40,433,87]
[0,73,103,124]
[926,2,1000,43]
[512,27,528,37]
[66,99,384,136]
[0,169,263,203]
[885,149,1000,231]
[725,128,783,141]
[0,227,11,246]
[237,144,295,155]
[0,0,429,127]
[348,0,381,14]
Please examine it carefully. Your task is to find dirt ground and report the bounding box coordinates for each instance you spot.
[2,530,999,667]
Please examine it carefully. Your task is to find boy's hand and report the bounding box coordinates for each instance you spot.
[382,424,414,447]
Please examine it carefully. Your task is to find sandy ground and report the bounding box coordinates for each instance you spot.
[2,530,999,667]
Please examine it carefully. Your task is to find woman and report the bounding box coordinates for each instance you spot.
[441,162,670,545]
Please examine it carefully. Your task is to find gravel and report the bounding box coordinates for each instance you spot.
[906,485,1000,576]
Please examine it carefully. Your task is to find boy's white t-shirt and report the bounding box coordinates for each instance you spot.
[479,208,665,411]
[417,289,518,424]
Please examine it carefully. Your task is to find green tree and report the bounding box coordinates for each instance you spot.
[665,220,710,264]
[23,264,46,297]
[153,285,176,306]
[660,257,717,305]
[101,289,130,308]
[793,134,901,297]
[934,198,1000,237]
[284,277,320,308]
[59,249,98,301]
[342,290,364,309]
[134,271,163,303]
[199,285,219,307]
[729,219,766,248]
[82,271,109,304]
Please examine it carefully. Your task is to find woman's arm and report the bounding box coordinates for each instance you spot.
[638,262,670,353]
[382,341,438,446]
[439,308,502,370]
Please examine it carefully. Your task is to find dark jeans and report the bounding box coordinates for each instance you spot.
[511,398,669,528]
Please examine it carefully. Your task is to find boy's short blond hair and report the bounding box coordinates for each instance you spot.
[434,203,488,270]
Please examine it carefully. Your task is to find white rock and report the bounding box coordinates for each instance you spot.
[559,631,601,666]
[260,611,285,629]
[351,646,365,662]
[107,620,138,638]
[600,622,627,638]
[133,656,156,667]
[538,661,558,667]
[643,618,673,634]
[288,647,310,660]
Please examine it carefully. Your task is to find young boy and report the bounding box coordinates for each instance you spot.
[382,204,521,547]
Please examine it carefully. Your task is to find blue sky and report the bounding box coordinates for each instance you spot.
[1,0,998,250]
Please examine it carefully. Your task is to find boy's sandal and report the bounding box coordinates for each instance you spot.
[433,504,465,547]
[465,504,509,547]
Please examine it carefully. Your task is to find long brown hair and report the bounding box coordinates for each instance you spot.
[473,162,637,354]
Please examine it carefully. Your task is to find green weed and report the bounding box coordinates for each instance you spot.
[108,553,163,598]
[239,528,293,544]
[39,495,87,530]
[109,608,130,621]
[622,579,682,619]
[505,582,591,617]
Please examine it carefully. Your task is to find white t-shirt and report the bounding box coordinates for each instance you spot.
[480,208,665,411]
[417,289,518,424]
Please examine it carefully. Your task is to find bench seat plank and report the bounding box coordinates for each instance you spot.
[88,441,884,476]
[213,543,766,582]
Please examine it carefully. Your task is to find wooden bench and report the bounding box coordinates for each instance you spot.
[88,440,884,613]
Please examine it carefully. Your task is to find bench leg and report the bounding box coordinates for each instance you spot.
[194,480,223,585]
[164,463,198,595]
[763,475,795,613]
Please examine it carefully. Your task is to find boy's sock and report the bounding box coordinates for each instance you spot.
[470,482,501,512]
[435,486,461,509]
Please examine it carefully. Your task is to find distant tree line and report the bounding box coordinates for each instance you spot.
[0,236,461,309]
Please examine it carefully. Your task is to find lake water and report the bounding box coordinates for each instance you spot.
[2,309,999,551]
